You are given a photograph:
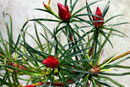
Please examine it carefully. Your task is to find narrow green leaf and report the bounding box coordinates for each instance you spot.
[98,75,124,87]
[22,42,49,58]
[102,1,110,18]
[97,29,112,57]
[70,0,72,11]
[0,32,9,56]
[64,0,68,6]
[36,21,53,36]
[0,76,12,86]
[34,23,45,52]
[60,42,89,59]
[103,27,127,37]
[92,78,98,87]
[106,22,129,26]
[99,55,115,68]
[112,65,130,69]
[15,21,28,48]
[104,14,124,23]
[99,30,113,48]
[64,47,91,60]
[35,8,59,19]
[100,72,130,76]
[103,31,124,37]
[86,1,93,21]
[30,18,60,22]
[72,0,102,16]
[70,0,78,13]
[95,79,113,87]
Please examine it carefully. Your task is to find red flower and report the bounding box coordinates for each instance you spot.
[57,3,71,21]
[42,56,59,68]
[92,6,104,28]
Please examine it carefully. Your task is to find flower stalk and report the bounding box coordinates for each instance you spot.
[24,82,64,87]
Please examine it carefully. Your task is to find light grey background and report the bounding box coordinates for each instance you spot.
[0,0,130,86]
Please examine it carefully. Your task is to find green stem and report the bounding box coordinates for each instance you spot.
[14,71,19,85]
[6,70,12,86]
[92,28,99,65]
[12,72,16,86]
[67,22,78,61]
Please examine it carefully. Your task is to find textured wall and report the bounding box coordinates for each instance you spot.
[0,0,130,86]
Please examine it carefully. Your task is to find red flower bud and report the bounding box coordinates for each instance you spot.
[57,3,71,21]
[92,6,104,28]
[42,56,59,68]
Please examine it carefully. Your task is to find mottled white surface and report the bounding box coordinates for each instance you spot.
[0,0,130,86]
